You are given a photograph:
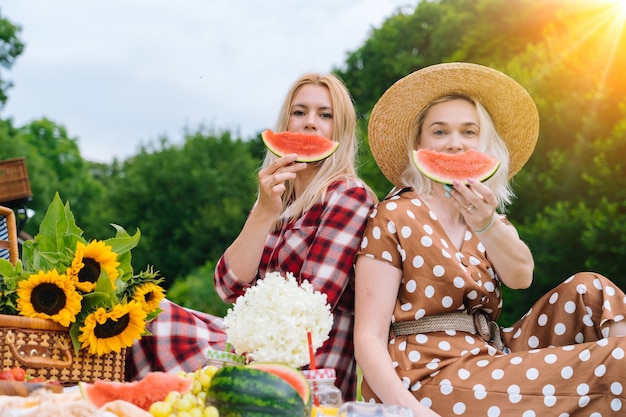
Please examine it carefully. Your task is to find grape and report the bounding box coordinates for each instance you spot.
[149,366,220,417]
[148,401,172,417]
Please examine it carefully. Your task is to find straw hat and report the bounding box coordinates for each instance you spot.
[368,62,540,186]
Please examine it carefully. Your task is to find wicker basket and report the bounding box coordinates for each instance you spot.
[0,157,33,204]
[0,314,126,386]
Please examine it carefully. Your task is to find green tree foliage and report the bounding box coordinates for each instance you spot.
[167,261,231,317]
[0,118,104,236]
[0,10,25,108]
[93,129,259,287]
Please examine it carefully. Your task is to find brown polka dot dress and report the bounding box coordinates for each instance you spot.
[358,188,626,416]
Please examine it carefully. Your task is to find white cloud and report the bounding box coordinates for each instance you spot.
[1,0,411,162]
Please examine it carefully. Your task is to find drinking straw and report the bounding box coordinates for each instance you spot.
[307,331,321,407]
[307,331,316,370]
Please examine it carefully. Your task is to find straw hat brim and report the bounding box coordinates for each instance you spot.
[368,62,540,186]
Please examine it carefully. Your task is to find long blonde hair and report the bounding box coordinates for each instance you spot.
[262,73,376,225]
[400,94,514,211]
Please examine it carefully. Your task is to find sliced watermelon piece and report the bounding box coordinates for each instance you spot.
[79,371,192,411]
[261,129,339,162]
[412,149,500,185]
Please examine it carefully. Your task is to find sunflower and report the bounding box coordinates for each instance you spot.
[67,240,120,293]
[131,282,166,314]
[16,270,82,327]
[78,301,147,356]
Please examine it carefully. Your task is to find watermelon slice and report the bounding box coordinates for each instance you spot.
[79,371,192,411]
[261,129,339,162]
[412,149,500,185]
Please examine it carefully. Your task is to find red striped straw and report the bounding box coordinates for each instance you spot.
[307,331,316,370]
[307,331,320,407]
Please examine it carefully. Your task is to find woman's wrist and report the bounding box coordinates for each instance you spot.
[473,212,498,233]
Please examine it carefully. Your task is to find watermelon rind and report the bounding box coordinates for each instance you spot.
[206,365,308,417]
[261,129,339,162]
[246,362,311,407]
[412,149,500,185]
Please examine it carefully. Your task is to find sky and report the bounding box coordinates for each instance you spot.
[0,0,412,163]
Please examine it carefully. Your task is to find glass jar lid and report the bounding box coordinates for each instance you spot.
[302,368,336,380]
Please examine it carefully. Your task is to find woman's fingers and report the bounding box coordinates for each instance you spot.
[260,154,307,190]
[450,178,496,219]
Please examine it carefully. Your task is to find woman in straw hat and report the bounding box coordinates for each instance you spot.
[354,62,626,416]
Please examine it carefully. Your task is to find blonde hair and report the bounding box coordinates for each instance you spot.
[262,73,376,225]
[400,94,513,211]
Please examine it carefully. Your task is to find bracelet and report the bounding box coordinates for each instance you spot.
[473,212,498,233]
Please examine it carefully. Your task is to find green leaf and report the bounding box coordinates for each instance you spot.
[105,225,140,255]
[22,192,84,273]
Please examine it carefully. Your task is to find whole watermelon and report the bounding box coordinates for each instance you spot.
[206,365,310,417]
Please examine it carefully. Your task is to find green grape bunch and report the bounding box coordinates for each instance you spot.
[149,366,220,417]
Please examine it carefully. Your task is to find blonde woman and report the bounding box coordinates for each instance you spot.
[355,62,626,416]
[215,73,377,400]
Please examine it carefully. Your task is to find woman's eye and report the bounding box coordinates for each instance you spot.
[433,129,446,136]
[292,110,305,116]
[464,130,478,136]
[320,112,333,119]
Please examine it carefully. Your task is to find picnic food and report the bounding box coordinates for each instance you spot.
[261,129,339,162]
[79,371,193,411]
[412,148,501,184]
[148,367,220,417]
[206,364,311,416]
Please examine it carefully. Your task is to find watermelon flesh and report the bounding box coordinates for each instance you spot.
[261,129,339,162]
[79,371,192,411]
[412,149,500,185]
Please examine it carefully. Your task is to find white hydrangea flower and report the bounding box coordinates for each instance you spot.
[224,271,333,368]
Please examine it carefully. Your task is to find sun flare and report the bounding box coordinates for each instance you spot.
[603,0,626,20]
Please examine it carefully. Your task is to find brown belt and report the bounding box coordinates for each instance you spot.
[392,311,506,351]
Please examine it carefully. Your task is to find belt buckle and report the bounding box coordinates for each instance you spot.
[473,311,492,342]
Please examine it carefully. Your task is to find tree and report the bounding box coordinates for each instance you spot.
[98,128,260,286]
[167,261,231,317]
[0,118,105,237]
[0,10,25,109]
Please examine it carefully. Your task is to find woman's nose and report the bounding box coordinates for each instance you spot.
[303,115,318,131]
[446,133,464,150]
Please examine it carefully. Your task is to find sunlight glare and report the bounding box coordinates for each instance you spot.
[610,0,626,19]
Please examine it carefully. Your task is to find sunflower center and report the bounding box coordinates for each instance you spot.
[144,291,154,303]
[31,283,67,315]
[94,313,131,338]
[78,258,101,284]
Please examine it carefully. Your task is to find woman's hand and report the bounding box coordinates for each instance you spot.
[447,178,533,289]
[257,154,306,214]
[447,178,497,232]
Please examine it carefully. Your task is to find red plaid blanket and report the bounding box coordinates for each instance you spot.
[125,299,228,380]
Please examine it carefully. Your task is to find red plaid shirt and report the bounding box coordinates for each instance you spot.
[215,179,374,401]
